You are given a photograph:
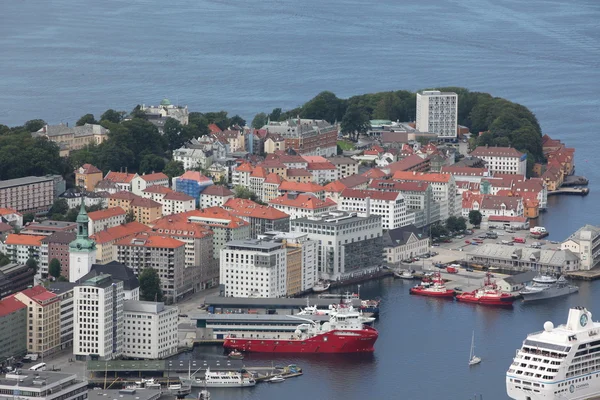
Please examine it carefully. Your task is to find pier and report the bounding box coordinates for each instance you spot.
[565,269,600,281]
[548,187,589,196]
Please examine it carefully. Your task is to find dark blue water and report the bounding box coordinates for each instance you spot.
[2,0,600,398]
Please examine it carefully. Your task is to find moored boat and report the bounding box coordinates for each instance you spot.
[180,367,256,388]
[456,273,514,306]
[223,303,378,354]
[267,375,285,383]
[394,269,415,279]
[409,272,455,298]
[312,281,331,293]
[227,350,244,360]
[519,274,579,302]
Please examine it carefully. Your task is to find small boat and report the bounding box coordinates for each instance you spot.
[312,281,331,293]
[198,389,211,400]
[409,272,455,298]
[469,331,481,366]
[394,269,414,279]
[228,350,244,360]
[267,375,285,383]
[456,273,514,306]
[180,367,256,388]
[168,384,191,398]
[127,378,161,390]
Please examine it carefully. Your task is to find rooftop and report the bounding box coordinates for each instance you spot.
[291,211,381,226]
[0,175,56,189]
[177,170,212,182]
[116,232,185,249]
[163,191,195,201]
[392,171,451,183]
[41,231,76,245]
[278,181,325,193]
[5,234,46,246]
[143,185,173,194]
[123,300,173,314]
[88,207,126,221]
[104,171,137,184]
[75,164,102,175]
[0,370,83,388]
[269,193,336,210]
[468,243,579,265]
[19,285,59,304]
[201,185,234,197]
[223,198,290,220]
[139,172,168,182]
[470,146,525,158]
[340,188,401,201]
[86,261,139,290]
[0,296,26,317]
[225,238,286,251]
[90,221,151,244]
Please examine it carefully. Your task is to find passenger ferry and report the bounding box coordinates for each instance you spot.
[506,307,600,399]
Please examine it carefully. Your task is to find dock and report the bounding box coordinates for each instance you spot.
[548,187,589,196]
[565,269,600,281]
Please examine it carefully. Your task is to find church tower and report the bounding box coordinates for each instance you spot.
[69,201,97,282]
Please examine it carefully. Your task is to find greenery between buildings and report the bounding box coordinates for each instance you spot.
[139,267,164,302]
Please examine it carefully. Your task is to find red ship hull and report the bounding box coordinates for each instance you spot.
[456,293,514,306]
[409,287,455,298]
[223,326,378,354]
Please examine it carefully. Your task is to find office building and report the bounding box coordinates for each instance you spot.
[415,90,458,139]
[123,301,178,359]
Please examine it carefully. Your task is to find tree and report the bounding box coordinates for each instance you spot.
[139,267,164,302]
[233,186,259,202]
[341,104,370,141]
[163,160,184,180]
[130,105,148,120]
[26,257,38,273]
[430,223,448,239]
[125,209,135,223]
[446,216,467,233]
[204,111,230,131]
[251,113,268,129]
[24,119,46,132]
[0,251,10,267]
[301,91,347,123]
[49,258,62,279]
[229,115,246,128]
[139,154,166,174]
[49,198,69,217]
[100,109,123,124]
[76,114,97,126]
[65,208,79,222]
[269,108,282,122]
[468,210,483,227]
[23,213,35,224]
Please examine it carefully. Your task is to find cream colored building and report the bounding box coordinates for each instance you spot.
[14,286,61,356]
[33,124,109,156]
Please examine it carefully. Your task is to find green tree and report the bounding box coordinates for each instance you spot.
[125,209,135,223]
[76,114,97,126]
[188,112,210,137]
[229,115,246,128]
[0,251,11,267]
[251,113,268,129]
[65,208,79,222]
[234,186,259,202]
[24,119,46,132]
[49,258,62,279]
[446,216,467,233]
[139,267,164,302]
[163,118,184,152]
[86,203,104,213]
[100,109,123,124]
[139,154,166,174]
[468,210,483,226]
[23,213,35,224]
[301,91,347,123]
[430,223,448,239]
[130,105,148,120]
[269,108,282,122]
[49,198,69,217]
[26,257,38,273]
[163,160,184,180]
[204,111,230,130]
[341,104,370,141]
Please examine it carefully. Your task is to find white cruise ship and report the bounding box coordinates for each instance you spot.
[507,307,600,399]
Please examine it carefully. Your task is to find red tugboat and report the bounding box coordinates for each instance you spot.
[223,302,378,354]
[409,272,455,298]
[456,272,514,306]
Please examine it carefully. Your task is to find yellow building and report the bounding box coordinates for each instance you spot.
[286,244,303,296]
[33,124,109,156]
[14,286,61,356]
[108,192,162,224]
[264,136,285,154]
[75,164,103,191]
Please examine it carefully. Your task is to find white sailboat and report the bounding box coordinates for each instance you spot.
[469,331,481,366]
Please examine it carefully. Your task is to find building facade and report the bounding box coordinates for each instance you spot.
[0,175,65,214]
[87,207,126,235]
[0,296,27,362]
[561,225,600,270]
[75,164,103,192]
[470,146,527,176]
[338,189,412,230]
[68,203,97,282]
[383,225,430,264]
[415,90,458,139]
[14,286,61,356]
[123,301,178,359]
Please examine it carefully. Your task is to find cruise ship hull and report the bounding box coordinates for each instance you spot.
[520,286,579,302]
[223,327,378,353]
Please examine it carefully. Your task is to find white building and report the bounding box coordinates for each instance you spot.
[269,193,337,220]
[392,171,459,219]
[141,186,195,216]
[199,185,234,209]
[327,157,359,179]
[383,225,430,264]
[290,211,383,281]
[0,371,88,400]
[338,189,413,230]
[173,147,214,171]
[73,273,124,360]
[130,173,170,196]
[220,239,287,298]
[470,146,527,176]
[415,90,458,139]
[123,301,179,359]
[561,225,600,271]
[87,207,126,235]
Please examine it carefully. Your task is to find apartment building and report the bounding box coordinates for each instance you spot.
[338,189,413,230]
[74,164,103,192]
[327,157,359,179]
[108,192,162,225]
[173,171,214,207]
[0,296,27,362]
[173,147,214,171]
[306,161,338,184]
[262,118,338,156]
[0,370,88,400]
[33,123,109,155]
[470,146,527,176]
[561,225,600,270]
[87,207,126,234]
[116,232,186,303]
[269,193,337,220]
[131,172,170,196]
[0,175,65,214]
[0,207,23,228]
[123,301,178,359]
[47,282,76,349]
[39,232,76,278]
[87,262,140,301]
[4,234,45,264]
[415,90,458,139]
[73,274,123,360]
[199,185,234,209]
[14,286,61,356]
[222,198,290,238]
[383,225,430,264]
[220,239,288,298]
[290,211,383,280]
[141,186,195,216]
[0,263,36,299]
[90,222,151,264]
[104,171,138,192]
[392,171,458,219]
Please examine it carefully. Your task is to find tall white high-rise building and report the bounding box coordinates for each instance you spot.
[416,90,458,139]
[73,273,124,360]
[123,301,179,359]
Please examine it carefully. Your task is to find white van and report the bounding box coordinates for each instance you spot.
[29,362,46,371]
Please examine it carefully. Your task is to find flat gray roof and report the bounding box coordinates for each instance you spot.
[88,389,163,400]
[124,300,175,314]
[225,239,284,251]
[0,176,54,189]
[203,295,362,308]
[291,212,381,226]
[87,359,243,372]
[0,370,81,388]
[191,313,330,323]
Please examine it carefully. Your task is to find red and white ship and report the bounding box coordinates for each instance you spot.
[409,272,455,298]
[456,273,514,306]
[222,303,378,354]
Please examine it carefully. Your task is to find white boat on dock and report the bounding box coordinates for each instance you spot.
[312,281,331,292]
[394,269,415,279]
[180,367,256,388]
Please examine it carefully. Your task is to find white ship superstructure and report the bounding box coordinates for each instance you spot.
[507,307,600,399]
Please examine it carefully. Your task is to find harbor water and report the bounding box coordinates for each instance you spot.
[2,0,600,399]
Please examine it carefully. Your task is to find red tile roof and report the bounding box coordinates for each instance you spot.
[0,296,26,317]
[307,162,336,170]
[139,172,168,182]
[110,191,142,201]
[152,220,213,239]
[250,166,268,179]
[323,181,347,193]
[88,207,126,221]
[340,188,400,201]
[0,207,21,217]
[19,286,58,304]
[76,163,102,174]
[143,185,173,194]
[337,174,370,188]
[130,197,162,209]
[163,191,195,201]
[5,234,46,246]
[361,168,387,179]
[208,123,222,133]
[269,194,336,210]
[90,221,151,244]
[201,185,234,197]
[171,208,249,229]
[105,171,137,184]
[392,171,451,183]
[470,146,524,158]
[440,166,489,176]
[278,181,325,193]
[369,179,429,192]
[223,198,290,220]
[286,168,312,177]
[264,173,285,185]
[258,160,287,169]
[301,156,328,163]
[178,171,212,182]
[116,232,185,249]
[235,162,254,173]
[387,154,428,173]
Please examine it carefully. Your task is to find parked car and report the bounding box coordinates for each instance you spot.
[432,243,440,247]
[466,267,474,272]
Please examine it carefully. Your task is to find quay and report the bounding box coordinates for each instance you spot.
[565,269,600,281]
[561,175,589,187]
[202,295,365,314]
[548,187,589,196]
